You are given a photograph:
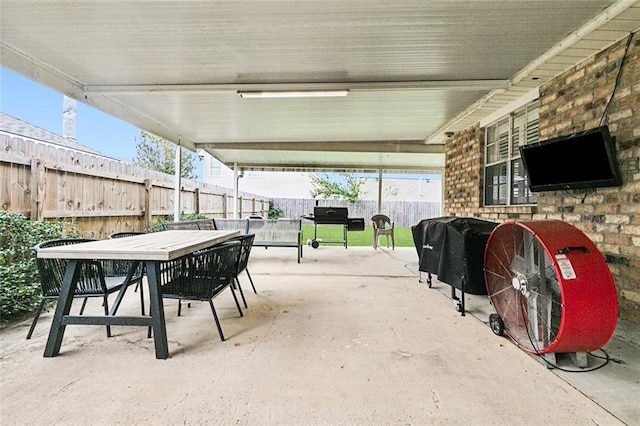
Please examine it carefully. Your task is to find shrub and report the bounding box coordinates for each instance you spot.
[268,200,283,219]
[180,213,206,221]
[0,212,78,321]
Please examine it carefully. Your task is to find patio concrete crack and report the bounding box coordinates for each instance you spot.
[30,379,81,423]
[245,308,281,360]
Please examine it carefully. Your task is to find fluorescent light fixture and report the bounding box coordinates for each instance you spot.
[238,90,349,99]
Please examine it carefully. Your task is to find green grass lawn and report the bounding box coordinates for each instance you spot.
[301,224,415,247]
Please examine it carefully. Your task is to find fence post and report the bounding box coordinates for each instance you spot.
[222,194,228,218]
[144,179,152,230]
[30,158,45,221]
[194,187,200,215]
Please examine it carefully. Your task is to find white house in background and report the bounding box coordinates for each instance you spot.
[358,175,441,202]
[200,153,441,202]
[201,153,315,198]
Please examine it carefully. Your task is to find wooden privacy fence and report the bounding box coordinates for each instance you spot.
[270,198,442,228]
[0,135,269,238]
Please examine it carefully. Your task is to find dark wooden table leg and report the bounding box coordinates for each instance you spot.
[44,260,81,357]
[145,261,169,359]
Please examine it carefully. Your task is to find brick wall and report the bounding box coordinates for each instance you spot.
[444,125,483,214]
[444,30,640,323]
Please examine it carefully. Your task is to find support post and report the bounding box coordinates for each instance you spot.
[377,169,383,213]
[173,143,182,222]
[233,163,239,218]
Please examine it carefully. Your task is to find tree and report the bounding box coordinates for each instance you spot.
[310,173,366,203]
[133,131,198,179]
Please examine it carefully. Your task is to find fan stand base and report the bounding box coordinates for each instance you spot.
[544,352,557,369]
[570,351,588,368]
[544,351,589,369]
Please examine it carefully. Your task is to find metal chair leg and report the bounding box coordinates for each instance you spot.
[229,286,244,317]
[235,278,248,308]
[26,299,46,339]
[139,281,145,316]
[208,300,225,341]
[246,268,257,294]
[79,297,89,315]
[103,295,112,337]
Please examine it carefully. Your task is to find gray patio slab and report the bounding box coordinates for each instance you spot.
[1,247,637,425]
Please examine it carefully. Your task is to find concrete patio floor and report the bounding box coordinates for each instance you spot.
[1,246,638,425]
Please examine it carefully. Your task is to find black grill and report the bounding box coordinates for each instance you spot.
[312,207,349,224]
[303,207,364,249]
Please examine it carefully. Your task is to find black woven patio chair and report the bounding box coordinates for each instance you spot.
[28,238,141,339]
[107,232,146,279]
[108,231,146,238]
[222,234,257,308]
[159,241,243,341]
[107,231,146,312]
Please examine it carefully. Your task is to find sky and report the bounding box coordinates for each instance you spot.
[1,67,141,162]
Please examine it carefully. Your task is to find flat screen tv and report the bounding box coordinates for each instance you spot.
[519,126,622,192]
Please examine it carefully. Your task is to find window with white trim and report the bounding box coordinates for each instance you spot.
[208,158,222,177]
[484,101,538,206]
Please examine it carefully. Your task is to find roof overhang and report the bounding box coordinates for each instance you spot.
[1,0,638,172]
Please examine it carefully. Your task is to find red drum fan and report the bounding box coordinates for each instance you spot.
[484,220,617,355]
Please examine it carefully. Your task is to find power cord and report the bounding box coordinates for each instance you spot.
[599,32,634,127]
[518,298,613,373]
[563,188,595,204]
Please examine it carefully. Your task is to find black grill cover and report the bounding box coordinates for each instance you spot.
[411,217,498,295]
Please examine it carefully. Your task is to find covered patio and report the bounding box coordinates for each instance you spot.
[2,246,638,425]
[1,3,639,423]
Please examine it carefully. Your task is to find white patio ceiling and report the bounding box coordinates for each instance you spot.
[1,1,639,172]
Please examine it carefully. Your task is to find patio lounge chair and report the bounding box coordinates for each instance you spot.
[163,220,200,230]
[196,219,216,230]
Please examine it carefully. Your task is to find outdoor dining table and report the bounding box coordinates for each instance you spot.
[37,230,240,359]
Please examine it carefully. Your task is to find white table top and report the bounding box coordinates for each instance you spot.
[36,230,240,261]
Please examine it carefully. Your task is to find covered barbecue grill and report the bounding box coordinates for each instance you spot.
[412,217,498,314]
[304,207,364,248]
